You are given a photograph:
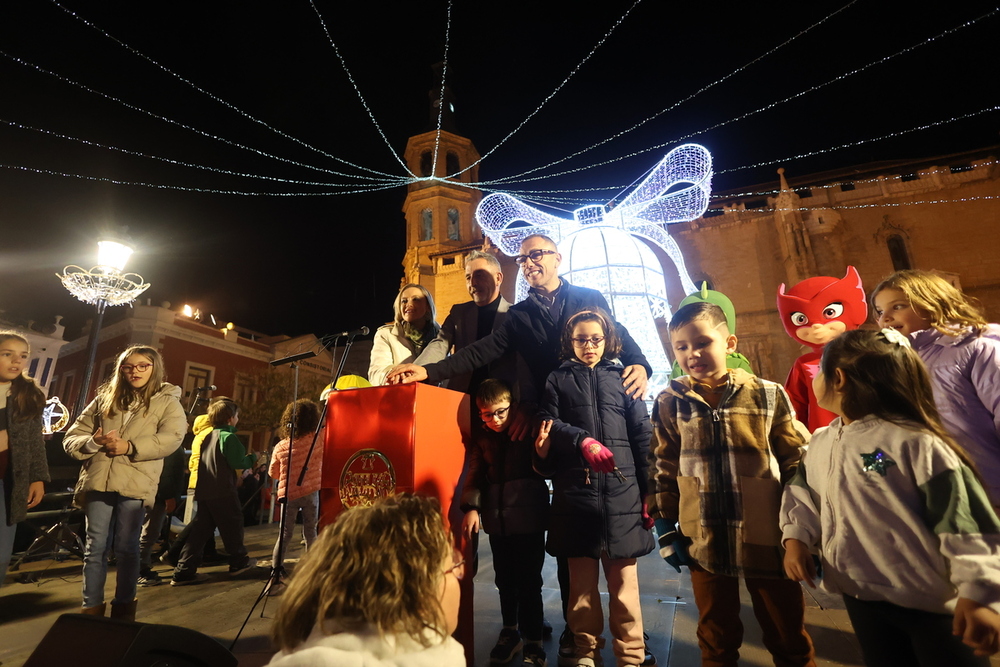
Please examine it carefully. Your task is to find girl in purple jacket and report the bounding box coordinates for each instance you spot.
[872,270,1000,507]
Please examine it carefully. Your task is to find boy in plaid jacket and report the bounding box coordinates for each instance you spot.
[647,302,815,667]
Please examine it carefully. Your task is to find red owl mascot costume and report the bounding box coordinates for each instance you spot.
[776,266,867,431]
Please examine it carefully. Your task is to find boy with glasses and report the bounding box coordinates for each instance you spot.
[461,379,550,667]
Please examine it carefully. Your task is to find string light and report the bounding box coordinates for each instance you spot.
[0,162,404,197]
[51,0,401,180]
[0,49,409,184]
[430,0,454,178]
[0,117,403,188]
[711,195,1000,216]
[476,144,713,400]
[717,107,1000,175]
[712,160,999,200]
[478,7,998,187]
[490,0,861,186]
[450,0,643,180]
[306,0,414,177]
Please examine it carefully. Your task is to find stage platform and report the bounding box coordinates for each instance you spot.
[3,520,991,667]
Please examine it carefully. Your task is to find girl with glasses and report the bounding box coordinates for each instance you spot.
[267,493,466,667]
[535,309,655,667]
[63,345,186,620]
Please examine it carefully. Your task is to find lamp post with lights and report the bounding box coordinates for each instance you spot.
[57,239,150,419]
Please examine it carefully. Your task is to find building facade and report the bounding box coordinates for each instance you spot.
[53,303,334,450]
[402,138,1000,387]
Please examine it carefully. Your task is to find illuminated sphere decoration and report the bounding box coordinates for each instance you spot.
[476,143,713,399]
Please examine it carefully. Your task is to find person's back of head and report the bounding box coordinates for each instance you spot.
[820,328,979,473]
[271,493,454,652]
[278,399,321,440]
[207,398,238,427]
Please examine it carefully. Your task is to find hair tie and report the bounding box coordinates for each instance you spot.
[879,328,911,348]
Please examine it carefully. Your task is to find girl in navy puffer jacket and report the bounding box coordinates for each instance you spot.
[536,309,654,667]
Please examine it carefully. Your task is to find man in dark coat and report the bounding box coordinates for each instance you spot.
[387,233,653,663]
[387,234,651,434]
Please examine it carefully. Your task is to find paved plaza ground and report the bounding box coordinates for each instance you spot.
[2,520,994,667]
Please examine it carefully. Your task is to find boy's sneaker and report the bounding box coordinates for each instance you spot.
[229,557,258,577]
[137,569,162,587]
[557,628,576,667]
[523,644,547,667]
[170,572,209,586]
[490,628,523,664]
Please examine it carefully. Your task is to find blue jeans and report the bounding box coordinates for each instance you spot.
[82,491,144,608]
[0,478,17,589]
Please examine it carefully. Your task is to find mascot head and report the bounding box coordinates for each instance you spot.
[777,266,867,351]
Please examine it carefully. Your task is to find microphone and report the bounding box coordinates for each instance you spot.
[195,384,217,392]
[332,326,370,338]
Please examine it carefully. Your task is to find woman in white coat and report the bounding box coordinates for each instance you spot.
[368,283,439,385]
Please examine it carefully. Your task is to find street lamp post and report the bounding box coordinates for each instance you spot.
[57,240,150,419]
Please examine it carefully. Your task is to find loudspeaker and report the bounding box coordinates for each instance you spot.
[25,614,239,667]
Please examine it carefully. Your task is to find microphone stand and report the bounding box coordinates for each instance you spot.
[232,349,315,642]
[294,332,358,488]
[187,387,205,416]
[233,329,365,640]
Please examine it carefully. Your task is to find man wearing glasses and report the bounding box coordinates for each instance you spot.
[388,233,650,434]
[388,233,652,662]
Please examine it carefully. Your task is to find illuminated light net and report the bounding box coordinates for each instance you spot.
[477,143,712,399]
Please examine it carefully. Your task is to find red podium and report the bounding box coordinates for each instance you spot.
[319,382,470,526]
[319,382,475,664]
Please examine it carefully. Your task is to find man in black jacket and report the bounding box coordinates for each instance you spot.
[387,233,656,666]
[387,234,650,423]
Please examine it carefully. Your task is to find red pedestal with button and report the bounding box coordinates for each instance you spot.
[319,383,475,664]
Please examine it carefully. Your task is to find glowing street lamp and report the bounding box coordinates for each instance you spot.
[58,238,150,418]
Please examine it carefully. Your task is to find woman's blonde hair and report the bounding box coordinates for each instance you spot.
[872,270,988,336]
[271,493,452,652]
[393,283,437,334]
[96,345,167,418]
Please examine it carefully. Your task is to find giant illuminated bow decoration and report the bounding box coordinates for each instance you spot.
[476,142,712,306]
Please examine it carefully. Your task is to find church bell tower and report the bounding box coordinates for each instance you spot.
[401,67,484,320]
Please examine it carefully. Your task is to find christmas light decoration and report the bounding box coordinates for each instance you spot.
[717,106,1000,175]
[0,162,401,196]
[0,49,402,183]
[716,160,998,200]
[477,143,712,399]
[452,0,642,180]
[485,0,861,185]
[479,8,997,187]
[52,0,401,180]
[429,0,454,178]
[0,118,400,188]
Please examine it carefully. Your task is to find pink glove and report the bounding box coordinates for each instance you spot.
[580,437,615,473]
[641,500,654,530]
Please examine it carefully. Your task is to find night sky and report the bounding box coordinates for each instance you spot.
[1,1,997,341]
